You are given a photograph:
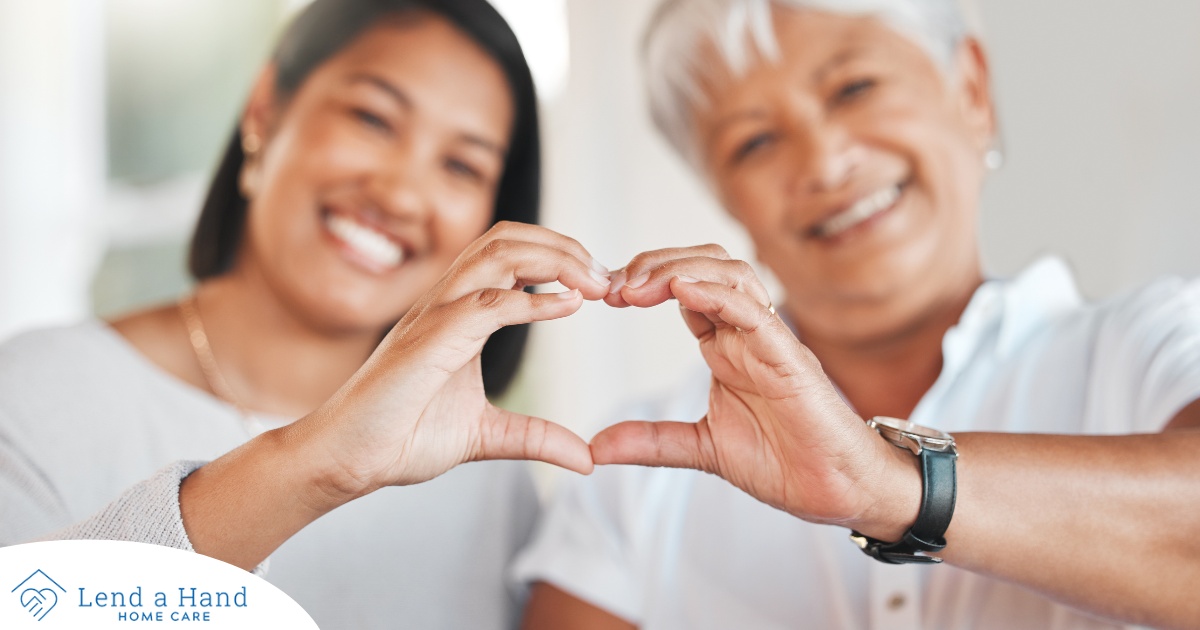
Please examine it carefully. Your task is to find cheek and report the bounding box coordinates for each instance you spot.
[944,128,986,202]
[917,126,984,229]
[251,120,388,230]
[728,189,798,270]
[431,196,493,257]
[246,163,319,258]
[718,166,787,230]
[263,111,383,191]
[886,95,984,199]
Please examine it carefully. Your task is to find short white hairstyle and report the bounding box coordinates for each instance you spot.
[643,0,971,167]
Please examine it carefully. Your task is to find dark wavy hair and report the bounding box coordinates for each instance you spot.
[188,0,539,396]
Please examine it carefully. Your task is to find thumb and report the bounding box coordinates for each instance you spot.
[475,406,594,475]
[589,419,715,472]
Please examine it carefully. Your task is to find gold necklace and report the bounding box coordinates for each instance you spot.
[178,293,258,434]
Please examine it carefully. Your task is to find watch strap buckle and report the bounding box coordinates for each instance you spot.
[849,531,944,564]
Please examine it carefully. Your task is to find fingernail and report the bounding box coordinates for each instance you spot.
[589,268,610,287]
[556,289,580,299]
[675,275,699,284]
[607,271,626,294]
[625,273,650,289]
[589,258,610,277]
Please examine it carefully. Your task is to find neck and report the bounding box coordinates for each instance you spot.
[192,267,382,418]
[792,279,982,421]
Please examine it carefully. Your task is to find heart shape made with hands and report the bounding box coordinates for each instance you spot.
[391,240,787,483]
[507,244,800,474]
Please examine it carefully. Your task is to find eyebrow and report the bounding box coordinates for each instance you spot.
[348,73,413,110]
[346,73,506,157]
[814,46,869,84]
[459,132,506,157]
[706,109,770,149]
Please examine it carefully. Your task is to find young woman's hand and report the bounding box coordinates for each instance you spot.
[181,222,611,570]
[593,246,920,538]
[304,221,612,499]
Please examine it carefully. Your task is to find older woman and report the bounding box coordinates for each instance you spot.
[516,1,1200,628]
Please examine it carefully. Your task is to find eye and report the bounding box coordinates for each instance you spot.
[445,158,484,183]
[352,108,392,134]
[832,78,877,105]
[731,132,777,165]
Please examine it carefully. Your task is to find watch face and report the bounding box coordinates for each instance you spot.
[869,416,953,442]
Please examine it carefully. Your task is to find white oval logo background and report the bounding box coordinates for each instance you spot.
[0,541,318,628]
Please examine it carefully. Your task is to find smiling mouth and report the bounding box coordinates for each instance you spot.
[810,182,905,240]
[323,211,407,271]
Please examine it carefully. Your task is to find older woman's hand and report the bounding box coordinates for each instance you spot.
[592,245,921,539]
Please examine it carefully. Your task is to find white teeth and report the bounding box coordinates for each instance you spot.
[325,214,404,269]
[815,185,901,238]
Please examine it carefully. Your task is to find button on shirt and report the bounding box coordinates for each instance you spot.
[513,258,1200,630]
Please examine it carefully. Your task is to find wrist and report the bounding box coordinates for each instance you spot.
[274,412,375,514]
[848,417,960,564]
[178,423,353,570]
[849,434,924,542]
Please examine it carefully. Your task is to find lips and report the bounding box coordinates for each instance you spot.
[809,183,904,240]
[322,211,407,271]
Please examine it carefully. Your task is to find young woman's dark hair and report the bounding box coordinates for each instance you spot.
[188,0,539,397]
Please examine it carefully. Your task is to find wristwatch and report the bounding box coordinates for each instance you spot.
[849,416,958,564]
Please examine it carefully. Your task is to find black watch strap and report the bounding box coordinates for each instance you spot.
[850,447,957,564]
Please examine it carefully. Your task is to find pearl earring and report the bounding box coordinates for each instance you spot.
[984,148,1004,171]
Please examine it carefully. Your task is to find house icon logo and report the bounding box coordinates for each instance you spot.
[11,569,66,621]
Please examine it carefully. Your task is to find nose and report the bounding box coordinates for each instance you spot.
[367,145,432,224]
[787,120,863,195]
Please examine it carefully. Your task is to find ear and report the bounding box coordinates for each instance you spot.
[951,37,997,155]
[238,65,281,199]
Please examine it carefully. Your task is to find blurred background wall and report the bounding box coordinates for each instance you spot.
[1,1,1197,480]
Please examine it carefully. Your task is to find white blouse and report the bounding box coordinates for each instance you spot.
[513,258,1200,630]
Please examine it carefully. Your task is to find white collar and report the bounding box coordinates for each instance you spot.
[778,256,1083,415]
[946,256,1082,373]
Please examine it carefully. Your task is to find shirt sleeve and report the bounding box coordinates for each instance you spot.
[1093,277,1200,432]
[41,460,204,549]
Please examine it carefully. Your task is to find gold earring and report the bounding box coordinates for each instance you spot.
[239,166,257,199]
[242,133,262,155]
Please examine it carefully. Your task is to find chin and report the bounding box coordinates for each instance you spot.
[290,287,413,337]
[788,254,943,337]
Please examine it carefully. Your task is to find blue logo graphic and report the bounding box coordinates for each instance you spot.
[11,570,66,621]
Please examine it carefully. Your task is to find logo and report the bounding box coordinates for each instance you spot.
[1,541,318,628]
[11,570,66,622]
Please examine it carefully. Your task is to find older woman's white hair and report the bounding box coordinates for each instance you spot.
[643,0,972,167]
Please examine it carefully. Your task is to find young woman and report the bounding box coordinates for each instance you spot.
[517,1,1200,628]
[0,1,608,627]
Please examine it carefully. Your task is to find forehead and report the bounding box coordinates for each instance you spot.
[302,15,515,136]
